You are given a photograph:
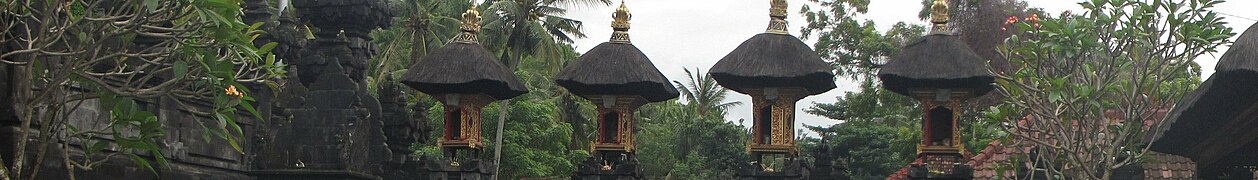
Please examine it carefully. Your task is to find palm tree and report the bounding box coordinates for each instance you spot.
[671,68,743,167]
[673,68,743,117]
[484,0,609,69]
[481,0,611,178]
[368,0,465,88]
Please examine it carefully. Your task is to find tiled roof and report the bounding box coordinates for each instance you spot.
[967,141,1027,180]
[1143,152,1196,180]
[885,141,1199,179]
[886,110,1188,180]
[885,158,921,180]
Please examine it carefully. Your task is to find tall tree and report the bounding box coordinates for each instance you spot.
[918,0,1036,73]
[800,2,1009,177]
[481,0,611,177]
[670,67,743,171]
[635,99,748,179]
[674,68,743,117]
[369,0,467,89]
[484,0,610,69]
[989,0,1232,179]
[800,0,892,78]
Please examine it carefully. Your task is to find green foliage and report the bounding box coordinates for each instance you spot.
[636,100,748,179]
[630,69,750,179]
[368,0,468,92]
[800,0,908,78]
[672,68,743,117]
[802,121,915,179]
[990,0,1233,178]
[802,80,920,179]
[481,97,581,179]
[798,5,943,176]
[808,81,919,126]
[4,0,283,178]
[85,94,169,175]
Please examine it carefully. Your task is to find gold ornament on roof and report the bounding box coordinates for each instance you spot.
[453,4,482,44]
[770,0,788,18]
[609,0,632,43]
[930,0,950,33]
[766,0,789,34]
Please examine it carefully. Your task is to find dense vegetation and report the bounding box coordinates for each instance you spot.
[2,0,1237,179]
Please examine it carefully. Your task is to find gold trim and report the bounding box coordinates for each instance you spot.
[930,0,950,33]
[610,0,632,43]
[770,0,788,18]
[766,0,789,34]
[453,4,482,44]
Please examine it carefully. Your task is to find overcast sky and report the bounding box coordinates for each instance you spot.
[558,0,1258,136]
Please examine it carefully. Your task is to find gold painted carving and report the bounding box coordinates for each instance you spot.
[766,0,789,34]
[771,97,795,145]
[930,0,950,32]
[618,106,635,152]
[610,1,632,43]
[770,0,788,18]
[948,99,963,150]
[453,4,482,44]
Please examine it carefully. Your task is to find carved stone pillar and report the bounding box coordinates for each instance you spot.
[254,0,391,179]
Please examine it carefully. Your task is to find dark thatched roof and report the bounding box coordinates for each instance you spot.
[1148,74,1258,155]
[709,33,836,95]
[400,42,527,100]
[1215,22,1258,73]
[555,42,679,102]
[1149,22,1258,167]
[878,34,994,96]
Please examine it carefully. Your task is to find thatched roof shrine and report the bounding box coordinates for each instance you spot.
[878,34,994,96]
[401,6,527,100]
[708,0,836,96]
[555,2,679,102]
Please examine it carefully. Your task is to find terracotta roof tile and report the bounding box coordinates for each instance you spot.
[885,110,1202,180]
[886,141,1205,179]
[1143,152,1196,180]
[885,158,923,180]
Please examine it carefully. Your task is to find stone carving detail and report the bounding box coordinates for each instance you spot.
[254,0,394,179]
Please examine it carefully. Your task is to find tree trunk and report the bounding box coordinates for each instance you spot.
[491,99,509,180]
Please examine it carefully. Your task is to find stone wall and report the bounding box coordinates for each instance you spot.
[0,0,414,179]
[0,97,256,180]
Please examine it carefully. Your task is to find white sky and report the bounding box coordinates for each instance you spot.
[562,0,1258,136]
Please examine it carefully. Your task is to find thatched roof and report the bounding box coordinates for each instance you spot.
[1215,22,1258,73]
[1149,75,1258,151]
[1149,22,1258,168]
[878,34,994,96]
[555,42,679,102]
[400,42,527,100]
[709,33,836,95]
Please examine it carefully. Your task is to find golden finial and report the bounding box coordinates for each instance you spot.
[770,0,788,18]
[766,0,789,34]
[930,0,950,33]
[609,0,632,43]
[453,3,482,44]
